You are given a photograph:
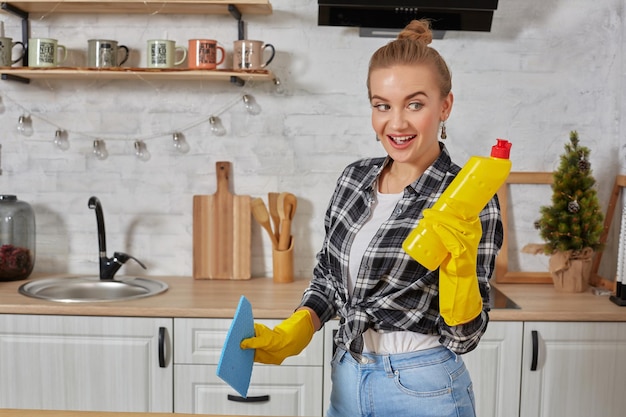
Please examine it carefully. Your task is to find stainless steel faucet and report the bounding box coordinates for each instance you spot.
[87,196,146,280]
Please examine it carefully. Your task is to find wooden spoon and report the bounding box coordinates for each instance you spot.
[277,192,297,251]
[251,198,278,249]
[268,192,280,241]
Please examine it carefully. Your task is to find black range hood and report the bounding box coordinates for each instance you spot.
[318,0,499,34]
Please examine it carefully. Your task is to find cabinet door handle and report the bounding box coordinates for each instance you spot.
[530,330,539,371]
[227,394,270,403]
[158,326,166,368]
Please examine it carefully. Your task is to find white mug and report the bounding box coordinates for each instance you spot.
[147,39,187,68]
[0,37,25,66]
[28,38,68,67]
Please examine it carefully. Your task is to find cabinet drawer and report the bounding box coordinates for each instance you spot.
[174,318,324,366]
[0,315,173,412]
[174,364,323,416]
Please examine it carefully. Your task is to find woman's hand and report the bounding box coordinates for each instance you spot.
[240,309,315,364]
[425,209,483,326]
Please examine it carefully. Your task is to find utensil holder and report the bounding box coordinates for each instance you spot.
[272,238,293,284]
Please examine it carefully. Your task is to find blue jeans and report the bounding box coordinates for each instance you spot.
[327,346,476,417]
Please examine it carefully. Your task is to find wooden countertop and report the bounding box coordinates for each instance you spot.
[0,275,625,321]
[489,283,626,321]
[0,275,310,319]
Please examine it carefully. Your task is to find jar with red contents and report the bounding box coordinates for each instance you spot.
[0,195,35,281]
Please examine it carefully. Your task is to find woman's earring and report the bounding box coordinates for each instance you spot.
[440,121,447,140]
[375,135,380,142]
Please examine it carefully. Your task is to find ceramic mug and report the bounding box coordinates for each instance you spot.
[233,40,275,70]
[87,39,129,68]
[28,38,68,67]
[188,39,225,69]
[0,37,25,67]
[147,39,187,68]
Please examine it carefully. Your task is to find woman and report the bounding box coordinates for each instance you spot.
[242,19,503,417]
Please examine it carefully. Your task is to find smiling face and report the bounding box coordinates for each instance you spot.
[370,64,453,171]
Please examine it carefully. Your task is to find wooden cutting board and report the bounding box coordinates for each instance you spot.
[193,161,251,279]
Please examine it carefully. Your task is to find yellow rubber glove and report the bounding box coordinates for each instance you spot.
[422,208,483,326]
[240,309,315,365]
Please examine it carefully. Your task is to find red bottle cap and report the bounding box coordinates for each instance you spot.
[491,139,512,159]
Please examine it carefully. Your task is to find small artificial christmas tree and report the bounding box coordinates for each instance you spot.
[536,131,604,255]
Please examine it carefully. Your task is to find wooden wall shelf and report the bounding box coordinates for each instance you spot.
[0,67,275,82]
[0,1,273,15]
[0,1,274,83]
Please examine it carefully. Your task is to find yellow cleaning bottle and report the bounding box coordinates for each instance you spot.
[402,139,512,270]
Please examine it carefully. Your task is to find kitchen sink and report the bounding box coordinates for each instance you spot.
[18,276,168,303]
[489,286,520,309]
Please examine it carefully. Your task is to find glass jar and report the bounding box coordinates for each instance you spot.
[0,195,36,281]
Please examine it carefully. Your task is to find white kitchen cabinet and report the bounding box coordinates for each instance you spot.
[0,314,173,412]
[463,321,523,417]
[520,322,626,417]
[174,317,325,416]
[3,312,624,417]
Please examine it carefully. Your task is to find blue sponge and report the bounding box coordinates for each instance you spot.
[216,295,255,398]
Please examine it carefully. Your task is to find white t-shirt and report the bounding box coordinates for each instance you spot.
[348,188,441,354]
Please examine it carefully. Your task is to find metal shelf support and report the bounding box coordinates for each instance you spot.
[1,2,30,82]
[1,72,30,83]
[228,4,245,40]
[228,4,246,85]
[1,2,29,65]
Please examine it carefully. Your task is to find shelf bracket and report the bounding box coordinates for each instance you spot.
[229,76,245,87]
[227,4,245,40]
[1,2,30,79]
[1,72,30,84]
[228,4,245,85]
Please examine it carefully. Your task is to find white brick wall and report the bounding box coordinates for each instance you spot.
[0,0,623,281]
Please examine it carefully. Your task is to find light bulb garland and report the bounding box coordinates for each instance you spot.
[134,140,151,162]
[272,76,285,95]
[53,129,70,151]
[0,84,274,161]
[92,139,108,160]
[172,132,190,154]
[242,94,262,115]
[208,116,227,137]
[16,114,34,137]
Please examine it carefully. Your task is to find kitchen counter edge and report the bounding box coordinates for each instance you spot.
[0,275,624,321]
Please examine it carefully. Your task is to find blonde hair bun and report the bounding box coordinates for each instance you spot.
[397,19,433,46]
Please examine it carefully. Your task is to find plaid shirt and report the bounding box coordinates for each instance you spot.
[299,144,503,358]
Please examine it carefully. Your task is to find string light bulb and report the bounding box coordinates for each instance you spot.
[93,139,108,160]
[209,116,227,136]
[53,129,69,151]
[242,95,261,115]
[272,77,285,95]
[16,115,34,137]
[134,140,151,162]
[172,132,190,154]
